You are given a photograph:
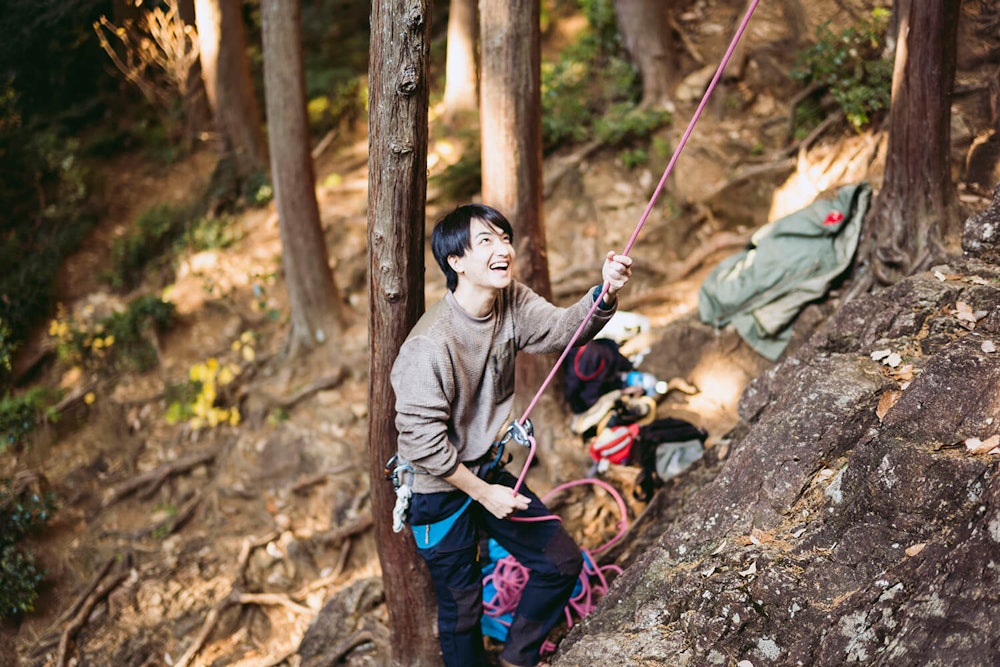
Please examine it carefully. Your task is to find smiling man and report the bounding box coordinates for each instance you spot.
[389,204,632,667]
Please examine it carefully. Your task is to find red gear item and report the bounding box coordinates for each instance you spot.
[588,423,641,464]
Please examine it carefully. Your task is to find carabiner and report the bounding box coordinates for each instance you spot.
[499,418,534,448]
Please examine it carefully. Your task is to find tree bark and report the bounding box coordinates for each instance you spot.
[260,0,345,355]
[194,0,267,174]
[870,0,961,284]
[368,1,442,665]
[480,0,555,417]
[177,0,213,146]
[614,0,676,109]
[443,0,478,115]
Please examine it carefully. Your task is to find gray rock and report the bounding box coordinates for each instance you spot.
[554,257,1000,667]
[962,183,1000,262]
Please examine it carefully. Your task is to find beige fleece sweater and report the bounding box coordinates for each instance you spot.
[390,281,614,494]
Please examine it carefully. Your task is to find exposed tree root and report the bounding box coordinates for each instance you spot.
[256,365,350,412]
[101,448,217,508]
[54,568,129,667]
[291,463,354,495]
[315,511,373,547]
[175,532,278,667]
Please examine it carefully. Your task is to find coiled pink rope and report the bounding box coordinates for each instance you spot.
[483,478,630,652]
[510,0,760,497]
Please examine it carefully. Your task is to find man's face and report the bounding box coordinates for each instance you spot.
[450,217,516,291]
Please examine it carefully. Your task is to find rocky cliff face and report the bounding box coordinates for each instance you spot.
[554,236,1000,665]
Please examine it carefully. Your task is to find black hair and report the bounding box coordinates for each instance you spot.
[431,204,515,292]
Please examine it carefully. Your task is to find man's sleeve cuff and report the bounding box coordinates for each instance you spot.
[591,285,615,310]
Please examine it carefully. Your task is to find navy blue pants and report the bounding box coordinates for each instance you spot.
[408,469,583,667]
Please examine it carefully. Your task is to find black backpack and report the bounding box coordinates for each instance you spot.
[631,417,708,502]
[563,339,633,414]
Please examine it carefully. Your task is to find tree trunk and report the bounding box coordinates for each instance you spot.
[480,0,556,418]
[368,1,442,665]
[177,0,213,147]
[614,0,676,109]
[443,0,478,116]
[260,0,345,355]
[870,0,961,284]
[194,0,267,175]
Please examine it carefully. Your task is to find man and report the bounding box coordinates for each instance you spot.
[390,204,632,667]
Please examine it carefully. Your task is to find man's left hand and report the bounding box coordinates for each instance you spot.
[602,252,633,298]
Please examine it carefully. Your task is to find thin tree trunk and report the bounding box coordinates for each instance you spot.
[480,0,555,418]
[177,0,213,147]
[615,0,676,109]
[368,1,442,665]
[195,0,267,174]
[870,0,961,284]
[261,0,344,355]
[443,0,478,115]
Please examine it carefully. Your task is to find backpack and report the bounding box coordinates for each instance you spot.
[563,339,633,414]
[631,418,708,502]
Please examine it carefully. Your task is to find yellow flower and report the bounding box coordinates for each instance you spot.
[84,392,96,405]
[228,409,241,426]
[240,331,254,344]
[218,366,234,386]
[104,335,115,347]
[231,339,242,351]
[206,357,219,372]
[241,345,256,362]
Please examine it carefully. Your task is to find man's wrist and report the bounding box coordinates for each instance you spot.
[592,285,616,309]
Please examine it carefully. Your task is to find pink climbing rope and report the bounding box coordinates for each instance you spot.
[510,0,760,496]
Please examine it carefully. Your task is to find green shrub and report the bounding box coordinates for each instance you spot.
[50,295,176,373]
[541,0,661,153]
[185,214,244,252]
[0,123,98,353]
[106,203,193,290]
[0,387,54,454]
[792,9,893,131]
[0,321,14,389]
[0,478,56,620]
[431,151,483,202]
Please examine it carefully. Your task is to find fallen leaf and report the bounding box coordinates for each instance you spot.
[885,352,902,368]
[905,543,926,557]
[955,301,979,324]
[710,540,727,556]
[739,561,757,577]
[983,340,996,354]
[890,364,914,382]
[877,390,902,421]
[965,434,1000,455]
[701,565,717,578]
[750,528,774,545]
[738,661,755,667]
[968,275,989,285]
[792,527,807,538]
[933,270,947,282]
[871,349,891,361]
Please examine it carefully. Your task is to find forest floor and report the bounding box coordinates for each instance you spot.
[4,1,998,665]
